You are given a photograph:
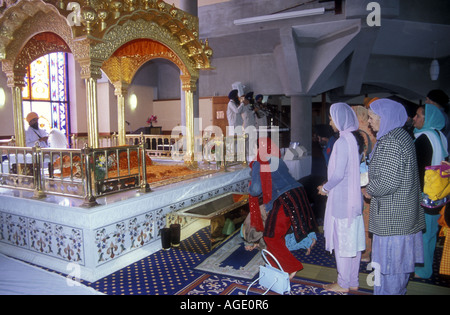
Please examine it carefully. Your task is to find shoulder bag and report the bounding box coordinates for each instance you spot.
[246,249,291,295]
[422,164,450,209]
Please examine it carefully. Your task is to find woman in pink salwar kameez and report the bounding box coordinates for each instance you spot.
[318,102,365,293]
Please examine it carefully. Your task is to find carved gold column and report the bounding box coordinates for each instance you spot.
[114,81,128,146]
[79,59,102,149]
[85,77,99,148]
[6,71,27,147]
[181,75,197,166]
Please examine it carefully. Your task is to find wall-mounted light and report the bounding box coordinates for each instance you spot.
[0,87,5,107]
[430,41,440,81]
[430,59,439,81]
[129,93,137,110]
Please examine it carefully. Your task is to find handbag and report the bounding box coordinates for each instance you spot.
[246,249,291,295]
[359,153,369,187]
[422,164,450,209]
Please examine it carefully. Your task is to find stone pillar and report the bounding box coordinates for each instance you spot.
[179,0,198,16]
[290,95,312,152]
[6,71,27,147]
[179,0,200,127]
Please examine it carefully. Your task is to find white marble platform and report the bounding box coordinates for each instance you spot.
[0,166,251,282]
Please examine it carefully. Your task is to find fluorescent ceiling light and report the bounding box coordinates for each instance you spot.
[234,7,325,25]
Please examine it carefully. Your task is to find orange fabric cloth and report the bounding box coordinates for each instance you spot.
[439,206,450,275]
[440,229,450,276]
[53,151,203,183]
[113,39,170,57]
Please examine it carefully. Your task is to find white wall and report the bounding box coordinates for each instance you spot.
[124,83,155,133]
[153,98,213,133]
[97,82,117,134]
[67,54,87,135]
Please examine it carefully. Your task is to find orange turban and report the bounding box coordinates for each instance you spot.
[363,97,379,109]
[26,112,39,123]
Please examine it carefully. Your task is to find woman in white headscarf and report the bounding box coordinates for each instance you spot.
[318,103,365,293]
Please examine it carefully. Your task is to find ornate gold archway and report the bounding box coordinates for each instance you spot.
[102,38,190,145]
[0,0,212,157]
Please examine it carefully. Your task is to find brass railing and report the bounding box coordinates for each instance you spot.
[0,137,16,147]
[0,146,37,195]
[125,134,177,158]
[70,133,118,149]
[0,134,248,206]
[70,133,249,168]
[0,143,149,207]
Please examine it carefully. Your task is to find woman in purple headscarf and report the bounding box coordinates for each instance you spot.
[318,102,365,293]
[365,99,425,295]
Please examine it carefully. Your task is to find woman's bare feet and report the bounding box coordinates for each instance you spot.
[361,252,371,262]
[244,243,259,251]
[289,271,297,280]
[322,282,349,293]
[306,238,317,256]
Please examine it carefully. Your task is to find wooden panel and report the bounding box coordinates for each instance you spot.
[212,96,229,136]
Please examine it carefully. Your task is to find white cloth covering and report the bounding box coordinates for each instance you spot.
[0,253,102,295]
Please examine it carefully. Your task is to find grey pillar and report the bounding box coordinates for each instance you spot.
[290,95,312,152]
[180,0,199,130]
[179,0,198,16]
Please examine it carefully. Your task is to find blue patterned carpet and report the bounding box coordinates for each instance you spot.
[291,232,450,288]
[80,230,371,295]
[79,229,449,295]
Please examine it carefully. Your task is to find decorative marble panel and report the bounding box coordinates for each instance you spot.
[95,210,159,265]
[94,178,249,266]
[0,211,85,265]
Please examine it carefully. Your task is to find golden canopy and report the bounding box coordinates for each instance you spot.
[0,0,213,150]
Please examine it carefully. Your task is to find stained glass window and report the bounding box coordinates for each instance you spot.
[22,52,70,138]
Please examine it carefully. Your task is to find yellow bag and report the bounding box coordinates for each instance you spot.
[424,165,450,201]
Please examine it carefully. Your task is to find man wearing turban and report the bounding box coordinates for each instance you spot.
[25,112,49,148]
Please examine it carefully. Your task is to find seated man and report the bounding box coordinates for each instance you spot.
[25,112,48,148]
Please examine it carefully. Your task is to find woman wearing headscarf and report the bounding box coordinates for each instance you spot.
[318,103,365,293]
[366,99,425,295]
[412,104,448,279]
[248,137,317,279]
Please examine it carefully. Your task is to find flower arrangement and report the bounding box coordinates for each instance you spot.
[146,115,158,126]
[95,155,107,180]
